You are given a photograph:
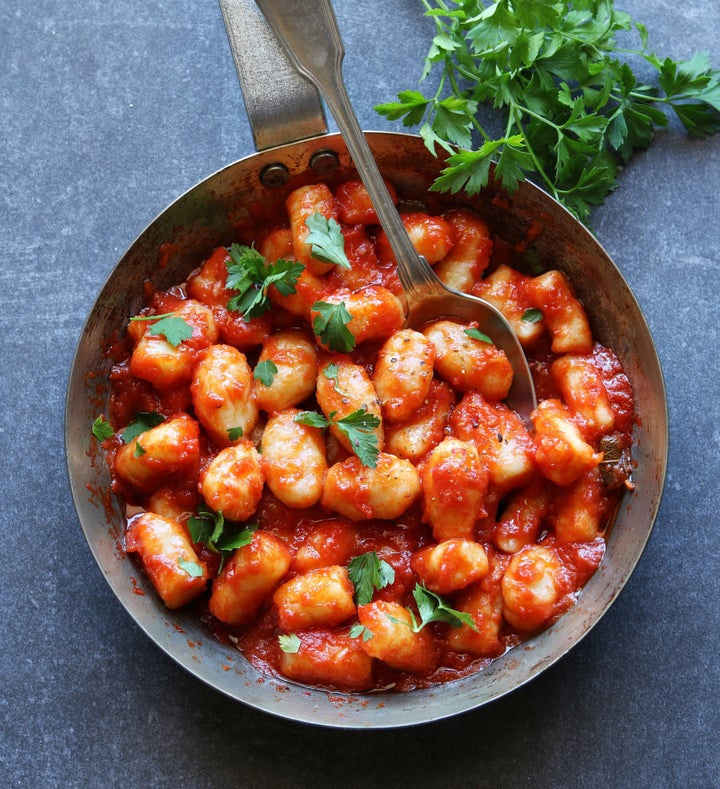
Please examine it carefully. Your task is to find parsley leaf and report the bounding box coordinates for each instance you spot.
[324,361,340,382]
[348,623,374,642]
[305,213,351,268]
[278,633,301,654]
[129,313,194,348]
[522,307,543,323]
[187,506,257,574]
[376,89,430,126]
[148,315,194,347]
[348,551,395,606]
[464,327,493,344]
[311,300,356,352]
[294,410,331,429]
[293,407,381,468]
[226,426,244,441]
[406,584,478,633]
[333,408,381,469]
[177,559,204,578]
[225,243,304,319]
[219,527,258,552]
[377,0,720,221]
[254,359,278,387]
[92,416,114,442]
[322,362,352,399]
[187,507,219,545]
[121,412,165,443]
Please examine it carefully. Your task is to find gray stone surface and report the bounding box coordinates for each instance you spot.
[1,0,718,785]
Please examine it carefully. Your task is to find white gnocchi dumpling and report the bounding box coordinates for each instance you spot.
[260,409,327,509]
[199,440,264,522]
[190,344,258,447]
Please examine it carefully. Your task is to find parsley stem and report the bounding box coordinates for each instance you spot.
[380,0,720,220]
[507,101,561,200]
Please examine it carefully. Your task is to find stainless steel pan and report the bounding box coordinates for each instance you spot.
[65,0,668,728]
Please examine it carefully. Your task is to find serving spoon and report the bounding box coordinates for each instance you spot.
[254,0,536,421]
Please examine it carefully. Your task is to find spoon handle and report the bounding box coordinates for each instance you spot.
[253,0,440,304]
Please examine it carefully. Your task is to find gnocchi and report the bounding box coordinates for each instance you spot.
[423,319,514,401]
[253,330,317,414]
[190,344,258,447]
[208,531,292,626]
[100,175,635,694]
[260,409,327,509]
[286,182,340,275]
[129,299,218,389]
[273,565,356,631]
[321,452,421,521]
[372,329,435,423]
[125,512,209,609]
[199,440,264,522]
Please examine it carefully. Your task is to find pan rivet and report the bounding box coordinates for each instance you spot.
[260,163,290,188]
[310,149,340,176]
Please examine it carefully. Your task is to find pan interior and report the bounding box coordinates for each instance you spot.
[65,132,667,728]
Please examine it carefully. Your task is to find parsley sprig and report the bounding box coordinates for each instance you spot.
[407,584,478,632]
[305,213,350,268]
[295,407,381,468]
[92,411,165,443]
[376,0,720,220]
[311,300,356,352]
[225,243,304,319]
[348,551,396,606]
[187,506,257,574]
[129,313,193,347]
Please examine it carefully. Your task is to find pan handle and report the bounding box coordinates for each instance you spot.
[218,0,327,151]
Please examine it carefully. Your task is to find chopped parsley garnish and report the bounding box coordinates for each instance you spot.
[294,407,381,468]
[522,308,544,323]
[293,410,331,429]
[177,559,204,578]
[92,416,114,441]
[405,584,478,633]
[348,623,374,642]
[464,327,493,345]
[278,633,301,654]
[322,361,351,399]
[348,551,396,606]
[305,212,351,268]
[187,506,257,574]
[129,313,193,347]
[225,243,304,319]
[311,300,356,352]
[254,359,278,387]
[121,412,165,443]
[323,361,340,382]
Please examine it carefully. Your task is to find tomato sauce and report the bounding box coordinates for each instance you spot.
[99,177,635,694]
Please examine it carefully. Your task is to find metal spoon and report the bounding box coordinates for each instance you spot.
[254,0,536,421]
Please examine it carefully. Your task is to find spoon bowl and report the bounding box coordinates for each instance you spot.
[254,0,537,422]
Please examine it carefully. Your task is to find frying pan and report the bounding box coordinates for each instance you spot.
[64,0,668,728]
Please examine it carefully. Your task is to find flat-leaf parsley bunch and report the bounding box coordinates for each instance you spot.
[376,0,720,220]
